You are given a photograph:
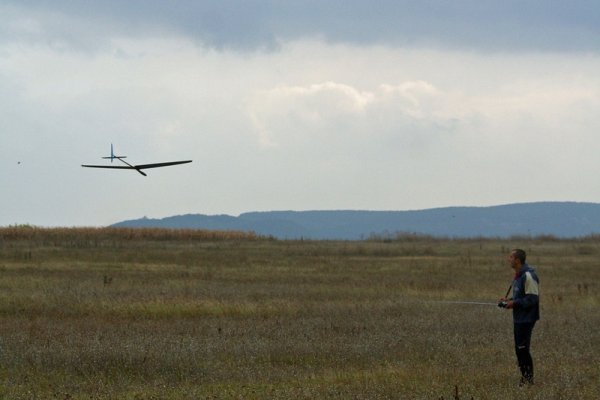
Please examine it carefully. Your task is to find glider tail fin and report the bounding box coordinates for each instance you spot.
[102,143,126,162]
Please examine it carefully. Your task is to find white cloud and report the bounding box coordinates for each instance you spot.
[247,79,457,149]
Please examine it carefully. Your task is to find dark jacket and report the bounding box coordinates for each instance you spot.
[512,263,540,323]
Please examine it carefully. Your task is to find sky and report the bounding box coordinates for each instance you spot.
[2,1,600,227]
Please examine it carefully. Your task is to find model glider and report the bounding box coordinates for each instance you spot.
[82,144,192,176]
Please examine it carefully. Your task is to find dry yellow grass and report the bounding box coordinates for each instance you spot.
[0,228,598,399]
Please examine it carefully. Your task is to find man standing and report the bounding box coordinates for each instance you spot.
[500,248,540,386]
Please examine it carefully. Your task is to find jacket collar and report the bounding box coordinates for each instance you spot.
[515,262,531,279]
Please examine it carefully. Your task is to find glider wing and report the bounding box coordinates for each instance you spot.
[82,160,192,176]
[81,164,134,169]
[135,160,193,170]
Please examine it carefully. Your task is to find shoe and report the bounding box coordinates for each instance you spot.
[519,376,534,387]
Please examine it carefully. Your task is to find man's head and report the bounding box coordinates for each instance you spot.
[509,248,526,270]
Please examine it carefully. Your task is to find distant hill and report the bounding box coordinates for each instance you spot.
[110,202,600,240]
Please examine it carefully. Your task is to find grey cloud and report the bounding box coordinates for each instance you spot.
[4,0,600,52]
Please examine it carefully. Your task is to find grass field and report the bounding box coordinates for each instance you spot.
[1,227,599,399]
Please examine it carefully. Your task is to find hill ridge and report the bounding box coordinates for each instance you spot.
[111,201,600,239]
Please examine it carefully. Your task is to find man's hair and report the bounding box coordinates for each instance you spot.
[512,249,527,264]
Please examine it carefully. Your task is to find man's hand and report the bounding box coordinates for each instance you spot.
[498,297,514,309]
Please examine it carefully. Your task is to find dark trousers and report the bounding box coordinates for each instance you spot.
[514,321,536,383]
